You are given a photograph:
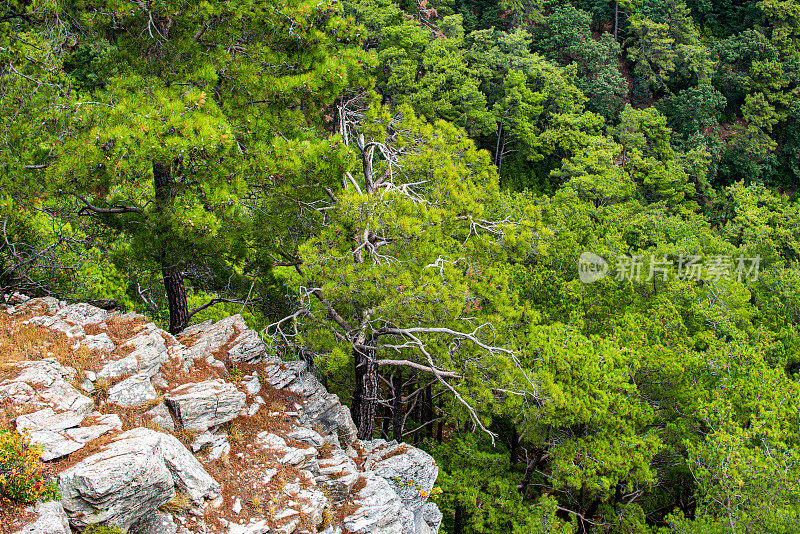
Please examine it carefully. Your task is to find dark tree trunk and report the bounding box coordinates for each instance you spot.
[162,265,189,335]
[392,373,404,442]
[413,379,423,445]
[454,504,465,534]
[153,161,189,334]
[381,401,391,440]
[436,398,443,443]
[424,384,433,438]
[351,342,378,440]
[510,426,520,466]
[614,1,619,42]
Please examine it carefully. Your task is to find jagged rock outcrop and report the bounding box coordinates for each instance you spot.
[13,501,71,534]
[165,380,246,431]
[3,297,442,534]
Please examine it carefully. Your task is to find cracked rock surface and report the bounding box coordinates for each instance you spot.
[3,297,441,534]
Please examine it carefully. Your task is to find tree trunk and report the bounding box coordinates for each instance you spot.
[424,384,433,438]
[454,504,465,534]
[162,265,189,335]
[153,162,189,334]
[510,426,520,466]
[392,373,404,442]
[413,378,423,445]
[352,343,378,440]
[381,401,391,440]
[614,2,619,42]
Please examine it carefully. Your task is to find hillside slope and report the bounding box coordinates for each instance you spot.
[0,295,442,534]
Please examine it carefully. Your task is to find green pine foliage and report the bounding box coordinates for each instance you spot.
[4,0,800,531]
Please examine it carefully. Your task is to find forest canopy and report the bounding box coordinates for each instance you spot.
[2,0,800,531]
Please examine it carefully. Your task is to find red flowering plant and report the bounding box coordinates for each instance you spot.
[0,428,59,504]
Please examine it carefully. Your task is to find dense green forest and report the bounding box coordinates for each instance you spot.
[2,0,800,530]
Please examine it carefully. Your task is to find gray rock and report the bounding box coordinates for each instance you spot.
[12,358,75,387]
[257,432,317,466]
[129,510,178,534]
[59,429,177,530]
[54,303,109,326]
[29,430,84,461]
[364,440,439,516]
[3,359,93,415]
[227,520,271,534]
[65,424,115,444]
[165,379,246,431]
[180,315,244,362]
[97,336,168,380]
[82,333,115,352]
[144,402,175,431]
[26,315,84,339]
[343,472,413,534]
[37,379,94,415]
[191,431,230,460]
[227,328,278,365]
[15,501,71,534]
[287,426,325,447]
[15,408,85,432]
[313,447,359,501]
[29,430,86,462]
[107,373,158,407]
[158,431,221,504]
[242,373,261,395]
[418,502,443,534]
[79,379,94,394]
[12,296,61,315]
[258,360,357,446]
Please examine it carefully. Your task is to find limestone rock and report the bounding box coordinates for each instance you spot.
[313,448,360,501]
[343,472,413,534]
[364,440,439,514]
[191,430,230,460]
[15,407,85,432]
[59,429,177,530]
[28,430,84,461]
[165,380,246,431]
[144,402,175,431]
[10,296,61,315]
[241,373,261,395]
[107,373,158,407]
[82,333,115,352]
[54,303,109,326]
[15,501,71,534]
[26,315,84,339]
[158,431,222,504]
[129,510,178,534]
[419,502,443,534]
[97,331,168,380]
[257,432,317,466]
[287,426,325,447]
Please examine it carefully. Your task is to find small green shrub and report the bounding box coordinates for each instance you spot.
[0,428,59,504]
[82,524,126,534]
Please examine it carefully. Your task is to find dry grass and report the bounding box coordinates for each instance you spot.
[0,313,73,379]
[318,507,334,531]
[0,498,35,534]
[378,444,409,461]
[249,493,263,513]
[227,423,243,445]
[160,491,191,514]
[211,325,241,361]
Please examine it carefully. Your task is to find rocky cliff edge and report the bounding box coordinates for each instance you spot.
[0,295,442,534]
